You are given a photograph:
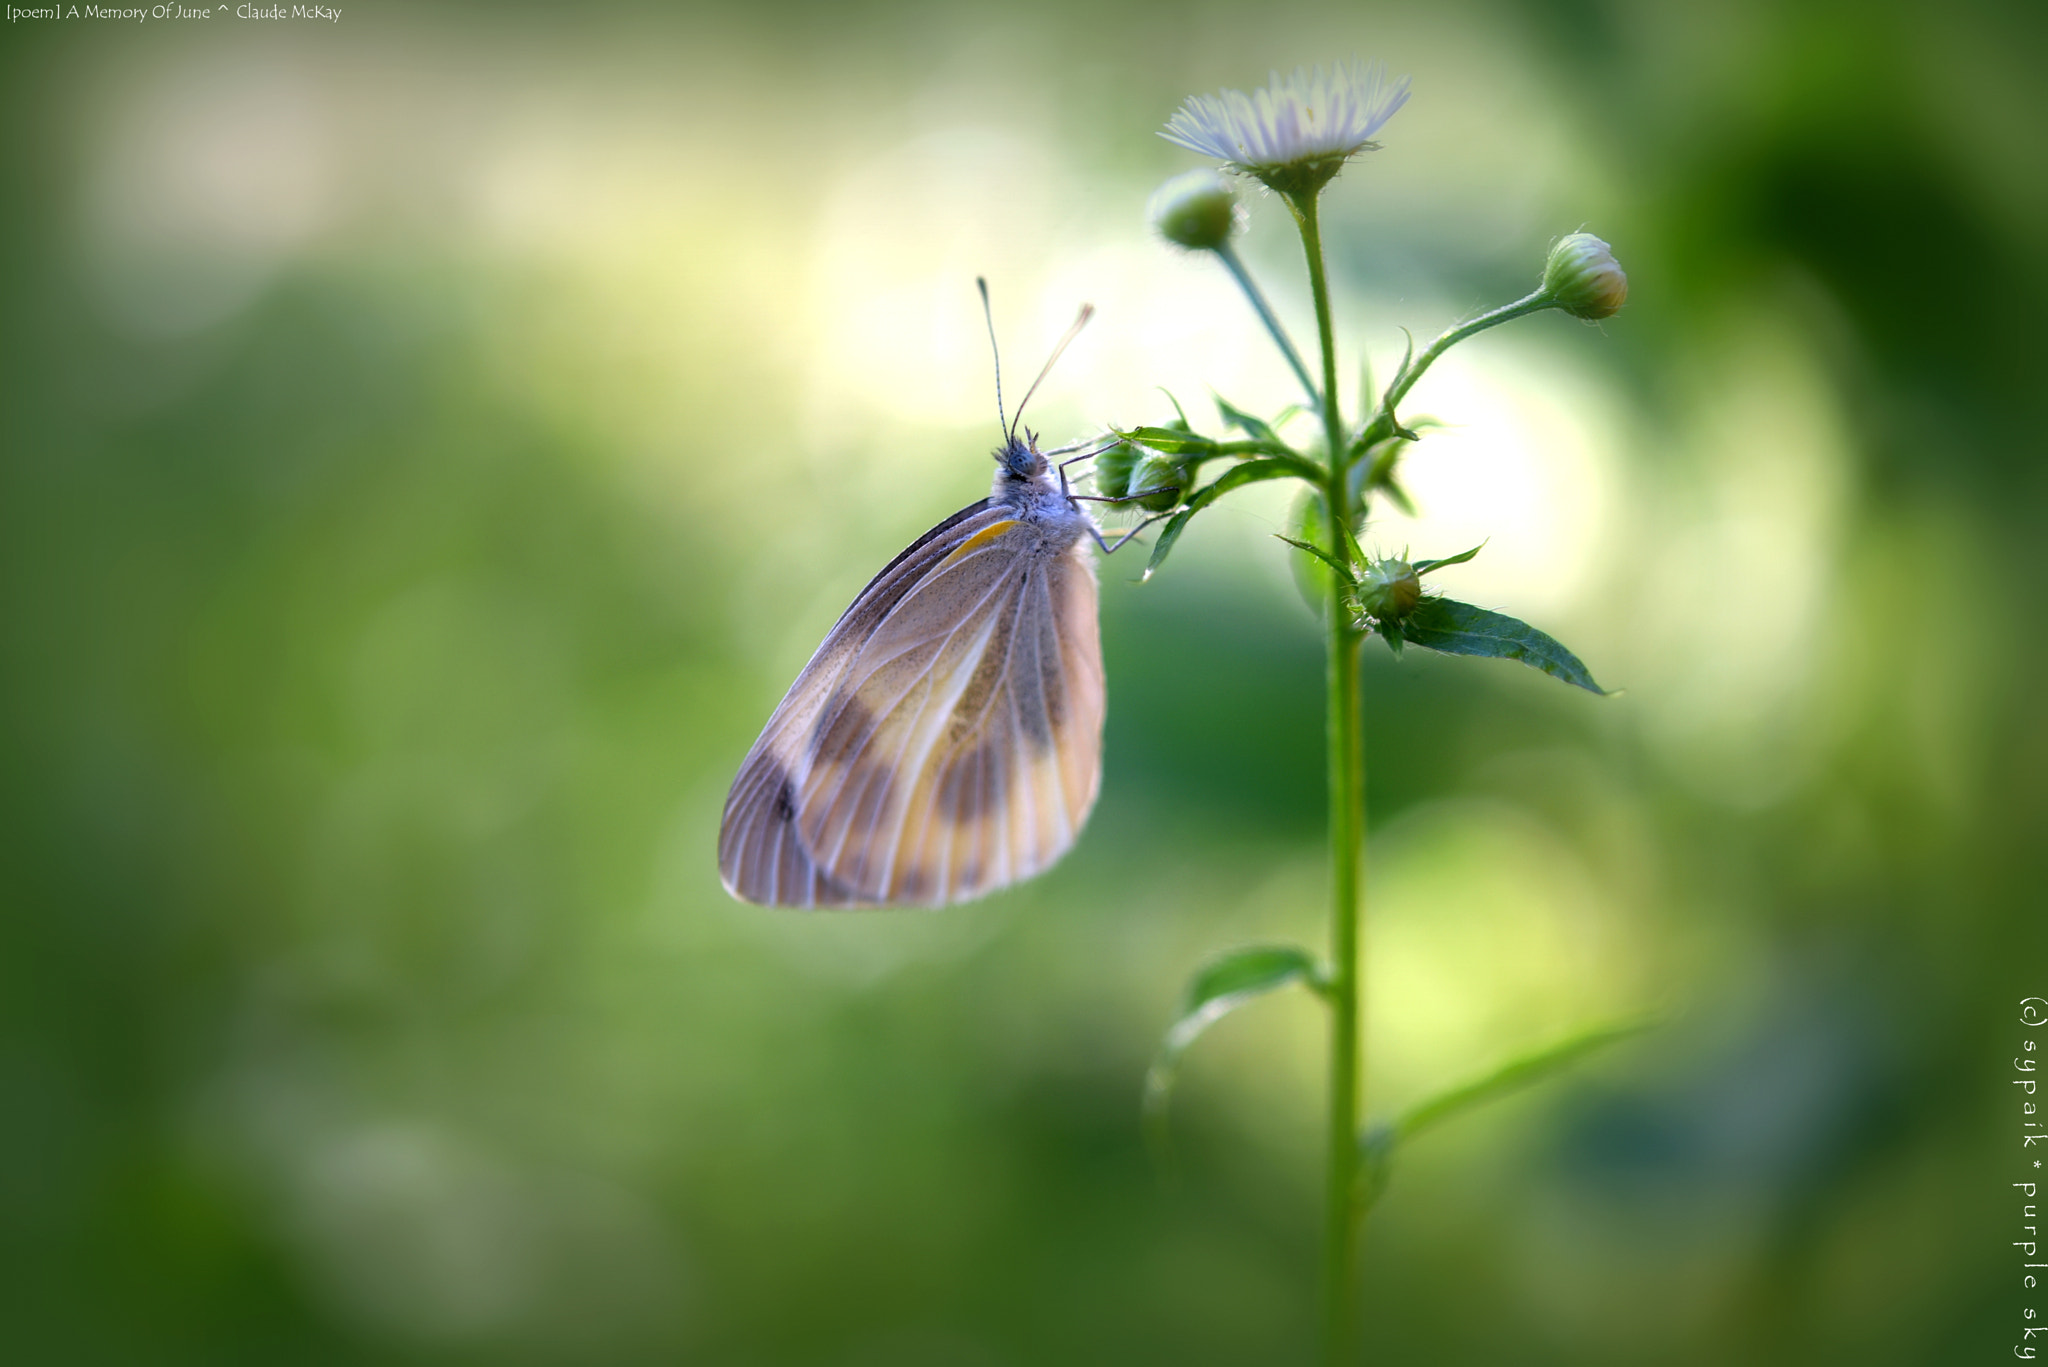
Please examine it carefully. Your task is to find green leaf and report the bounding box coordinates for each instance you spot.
[1214,393,1279,444]
[1140,507,1194,582]
[1398,598,1607,694]
[1372,328,1419,442]
[1144,945,1325,1146]
[1412,541,1485,575]
[1155,387,1192,430]
[1333,513,1368,572]
[1116,425,1217,457]
[1290,491,1334,612]
[1395,1015,1658,1144]
[1358,1014,1659,1211]
[1273,534,1356,585]
[1354,434,1405,487]
[1383,328,1416,404]
[1138,458,1315,583]
[1186,456,1310,509]
[1377,478,1418,518]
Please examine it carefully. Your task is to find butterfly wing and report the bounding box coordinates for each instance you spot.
[719,502,1104,908]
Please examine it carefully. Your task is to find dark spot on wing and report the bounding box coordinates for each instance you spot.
[804,694,894,890]
[936,740,1006,824]
[810,694,877,767]
[724,754,866,907]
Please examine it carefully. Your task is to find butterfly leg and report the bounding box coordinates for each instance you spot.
[1085,509,1178,556]
[1058,451,1177,555]
[1045,437,1108,460]
[1054,445,1118,500]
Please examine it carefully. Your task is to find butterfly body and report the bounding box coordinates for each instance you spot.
[719,432,1105,909]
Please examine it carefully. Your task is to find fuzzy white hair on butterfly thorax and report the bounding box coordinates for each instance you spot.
[991,432,1096,552]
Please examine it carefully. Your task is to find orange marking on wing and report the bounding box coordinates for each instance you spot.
[939,519,1022,568]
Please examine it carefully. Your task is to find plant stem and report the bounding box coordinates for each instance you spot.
[1376,290,1552,426]
[1287,187,1366,1367]
[1211,242,1322,411]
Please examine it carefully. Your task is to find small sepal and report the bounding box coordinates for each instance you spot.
[1412,542,1485,575]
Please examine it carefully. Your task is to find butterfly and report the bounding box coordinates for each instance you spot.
[718,285,1161,908]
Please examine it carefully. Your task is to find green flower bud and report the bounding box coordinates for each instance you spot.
[1358,557,1421,622]
[1130,453,1188,513]
[1148,169,1238,251]
[1092,440,1141,500]
[1541,233,1628,320]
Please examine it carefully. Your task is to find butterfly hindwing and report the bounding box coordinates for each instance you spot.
[798,532,1102,904]
[718,500,1103,908]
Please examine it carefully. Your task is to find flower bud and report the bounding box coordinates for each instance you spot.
[1148,169,1238,251]
[1358,557,1421,621]
[1092,440,1141,500]
[1130,453,1189,513]
[1541,233,1628,320]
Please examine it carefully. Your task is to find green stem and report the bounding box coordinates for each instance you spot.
[1287,187,1366,1367]
[1375,290,1552,429]
[1211,242,1322,411]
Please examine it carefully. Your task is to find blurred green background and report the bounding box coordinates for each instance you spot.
[3,1,2043,1362]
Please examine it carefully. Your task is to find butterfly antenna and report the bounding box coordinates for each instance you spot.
[1011,303,1094,441]
[977,277,1007,438]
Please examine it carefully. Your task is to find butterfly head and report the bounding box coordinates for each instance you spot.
[994,429,1047,483]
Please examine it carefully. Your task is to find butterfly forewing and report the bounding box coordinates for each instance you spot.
[719,500,1104,908]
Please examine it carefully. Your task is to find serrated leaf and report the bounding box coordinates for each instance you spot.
[1398,598,1607,694]
[1358,1014,1658,1212]
[1117,425,1217,457]
[1140,507,1194,581]
[1413,542,1485,575]
[1143,945,1325,1145]
[1214,393,1279,444]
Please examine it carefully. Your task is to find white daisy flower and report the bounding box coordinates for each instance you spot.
[1161,61,1411,197]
